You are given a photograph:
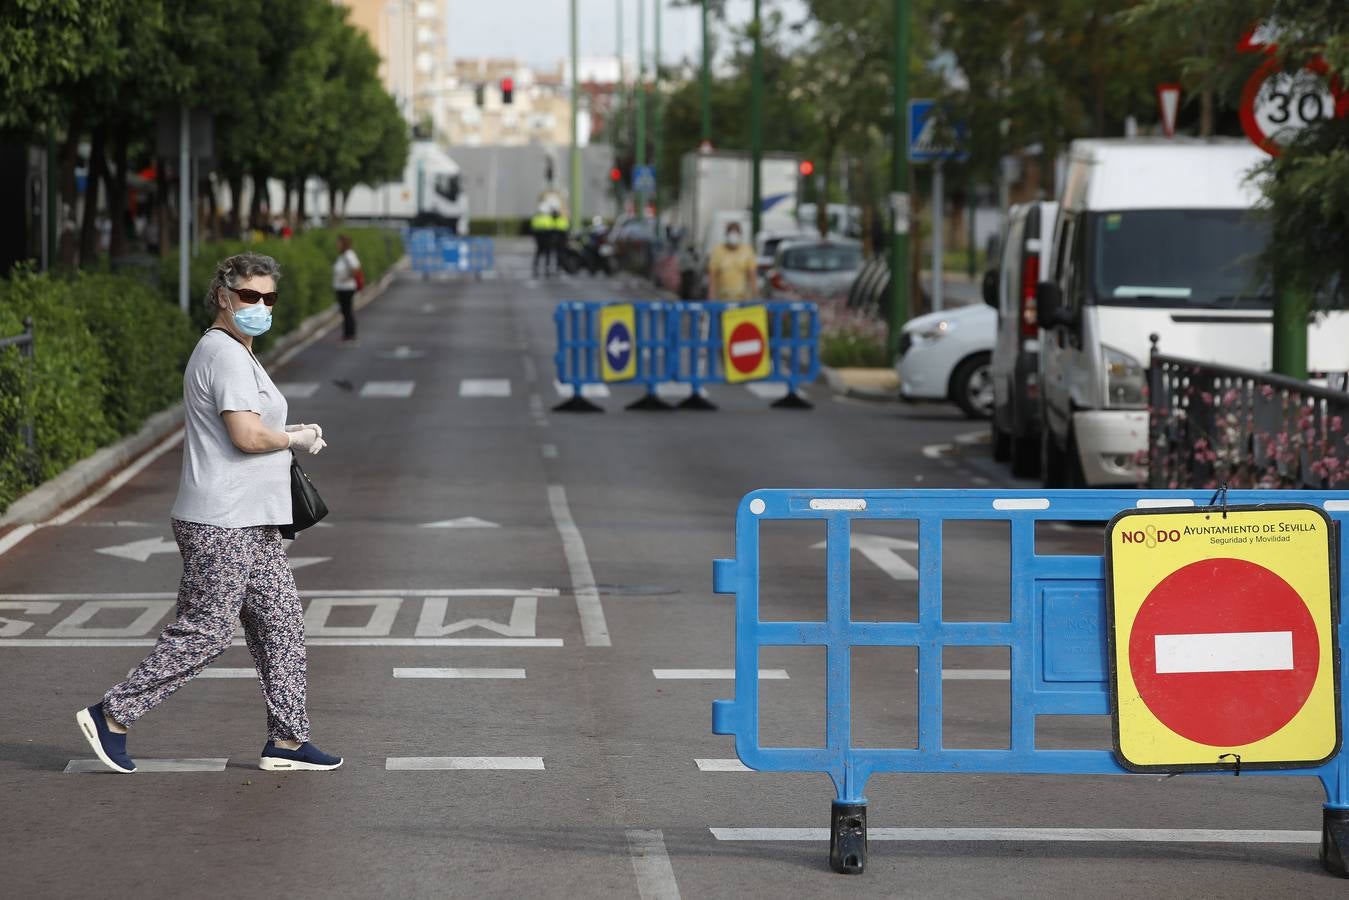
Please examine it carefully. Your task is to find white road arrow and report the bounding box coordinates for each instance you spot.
[421,517,501,529]
[607,336,631,359]
[96,537,178,562]
[812,533,919,581]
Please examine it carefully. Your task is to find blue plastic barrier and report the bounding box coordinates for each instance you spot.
[406,228,494,277]
[711,488,1349,876]
[552,301,821,411]
[553,301,675,411]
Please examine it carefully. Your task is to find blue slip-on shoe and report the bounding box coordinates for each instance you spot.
[74,703,136,774]
[259,741,343,771]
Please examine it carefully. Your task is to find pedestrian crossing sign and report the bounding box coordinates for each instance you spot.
[1106,504,1340,772]
[600,304,637,382]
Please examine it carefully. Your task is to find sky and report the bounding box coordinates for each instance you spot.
[445,0,809,71]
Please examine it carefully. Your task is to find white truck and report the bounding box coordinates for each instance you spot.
[294,140,470,232]
[675,150,801,299]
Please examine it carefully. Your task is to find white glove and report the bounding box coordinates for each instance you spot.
[286,426,326,455]
[286,423,323,439]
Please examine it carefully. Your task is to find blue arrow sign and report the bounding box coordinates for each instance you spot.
[908,99,969,163]
[605,320,633,372]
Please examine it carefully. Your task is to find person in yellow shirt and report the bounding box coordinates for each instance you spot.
[707,222,758,301]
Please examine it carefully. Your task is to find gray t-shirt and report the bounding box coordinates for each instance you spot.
[171,329,291,528]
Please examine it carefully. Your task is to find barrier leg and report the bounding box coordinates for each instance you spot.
[1323,807,1349,877]
[829,801,867,874]
[678,391,718,411]
[771,391,813,410]
[626,392,673,411]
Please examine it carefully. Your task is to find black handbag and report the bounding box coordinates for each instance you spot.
[282,452,328,540]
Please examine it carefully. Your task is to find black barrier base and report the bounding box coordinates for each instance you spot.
[626,393,674,412]
[1322,807,1349,877]
[552,396,604,413]
[677,392,718,411]
[770,391,813,410]
[829,802,867,874]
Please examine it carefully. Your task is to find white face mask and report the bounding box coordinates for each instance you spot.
[726,232,742,248]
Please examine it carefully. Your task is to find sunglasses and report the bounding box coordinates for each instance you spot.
[231,287,278,307]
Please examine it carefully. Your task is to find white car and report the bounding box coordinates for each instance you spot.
[896,303,997,418]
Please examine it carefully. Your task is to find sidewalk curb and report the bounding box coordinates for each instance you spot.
[0,257,407,528]
[819,365,901,402]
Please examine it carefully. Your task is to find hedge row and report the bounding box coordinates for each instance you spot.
[0,228,402,516]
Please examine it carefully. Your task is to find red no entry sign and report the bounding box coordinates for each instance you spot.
[728,321,766,374]
[1107,505,1339,772]
[1128,558,1318,747]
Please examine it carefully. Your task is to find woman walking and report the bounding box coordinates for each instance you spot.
[75,252,342,773]
[333,234,363,344]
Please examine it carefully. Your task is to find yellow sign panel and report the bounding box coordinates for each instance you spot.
[599,304,637,382]
[1107,504,1340,772]
[721,305,773,383]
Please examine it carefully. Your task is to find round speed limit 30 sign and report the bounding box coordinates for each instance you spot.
[1240,56,1349,156]
[1106,505,1341,772]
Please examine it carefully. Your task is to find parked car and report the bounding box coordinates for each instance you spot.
[896,303,997,418]
[763,238,863,300]
[609,215,659,277]
[986,201,1058,477]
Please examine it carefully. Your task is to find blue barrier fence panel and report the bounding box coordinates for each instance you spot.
[554,301,675,400]
[765,302,821,396]
[668,303,725,395]
[712,488,1349,810]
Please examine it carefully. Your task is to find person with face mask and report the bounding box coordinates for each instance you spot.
[707,221,758,301]
[75,252,343,775]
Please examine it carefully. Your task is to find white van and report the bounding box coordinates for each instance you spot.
[1036,138,1349,487]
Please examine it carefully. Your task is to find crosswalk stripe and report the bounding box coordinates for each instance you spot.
[553,380,611,399]
[276,382,320,398]
[695,758,752,772]
[392,668,526,679]
[385,756,544,770]
[460,379,512,397]
[709,827,1322,844]
[652,669,789,680]
[65,759,228,773]
[359,381,416,398]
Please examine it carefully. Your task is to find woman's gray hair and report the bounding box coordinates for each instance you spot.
[204,252,282,311]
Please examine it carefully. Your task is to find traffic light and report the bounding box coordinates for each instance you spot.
[799,160,815,177]
[609,167,622,183]
[474,84,484,107]
[501,77,514,105]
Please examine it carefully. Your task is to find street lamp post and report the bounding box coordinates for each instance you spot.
[570,0,581,229]
[888,0,911,362]
[636,0,646,220]
[750,0,763,241]
[700,0,710,146]
[653,0,662,237]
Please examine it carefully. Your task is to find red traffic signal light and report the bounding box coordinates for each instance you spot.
[609,167,622,182]
[501,77,514,105]
[799,160,815,177]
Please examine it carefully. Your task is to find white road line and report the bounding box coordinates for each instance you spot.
[652,669,789,680]
[547,485,610,647]
[0,589,560,600]
[0,524,38,557]
[65,758,228,774]
[393,668,526,679]
[1155,631,1293,674]
[385,757,544,770]
[460,378,511,397]
[275,381,320,398]
[940,669,1010,681]
[522,356,539,383]
[552,380,611,399]
[920,442,952,460]
[541,444,558,459]
[7,638,563,648]
[626,829,682,900]
[744,383,790,400]
[360,380,416,398]
[695,758,752,772]
[709,827,1320,844]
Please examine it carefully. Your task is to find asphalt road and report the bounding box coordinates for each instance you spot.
[0,242,1340,898]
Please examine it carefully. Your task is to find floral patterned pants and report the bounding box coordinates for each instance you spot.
[103,519,310,741]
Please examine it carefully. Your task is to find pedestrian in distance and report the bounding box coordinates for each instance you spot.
[75,252,343,774]
[548,205,570,277]
[333,234,363,345]
[708,221,758,302]
[531,203,553,279]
